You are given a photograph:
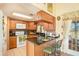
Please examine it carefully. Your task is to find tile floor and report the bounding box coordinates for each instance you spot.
[5,49,72,56]
[5,46,26,56]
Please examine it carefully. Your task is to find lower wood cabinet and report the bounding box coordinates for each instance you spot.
[9,37,17,49]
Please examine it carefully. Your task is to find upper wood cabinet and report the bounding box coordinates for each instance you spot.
[36,10,56,31]
[48,23,54,31]
[9,19,16,29]
[9,18,27,29]
[27,21,36,30]
[42,22,49,31]
[37,22,55,31]
[9,18,36,30]
[37,10,55,23]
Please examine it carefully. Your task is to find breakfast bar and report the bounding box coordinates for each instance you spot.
[26,37,57,56]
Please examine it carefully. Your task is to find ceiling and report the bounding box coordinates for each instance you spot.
[0,3,40,21]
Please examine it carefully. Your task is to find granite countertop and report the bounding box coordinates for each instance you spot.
[26,37,56,45]
[26,33,60,45]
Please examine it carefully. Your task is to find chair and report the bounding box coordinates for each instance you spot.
[54,40,62,56]
[43,40,62,56]
[43,46,56,56]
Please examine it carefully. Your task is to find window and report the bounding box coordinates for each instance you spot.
[69,21,79,51]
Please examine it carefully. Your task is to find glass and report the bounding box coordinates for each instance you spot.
[69,21,79,51]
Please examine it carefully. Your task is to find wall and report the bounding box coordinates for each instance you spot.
[32,3,47,11]
[53,3,79,16]
[0,10,4,55]
[2,16,9,55]
[53,3,79,35]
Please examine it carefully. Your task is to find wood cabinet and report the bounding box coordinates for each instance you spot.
[37,10,55,23]
[37,22,48,31]
[8,18,28,49]
[9,18,37,31]
[9,18,27,29]
[27,39,56,56]
[27,21,36,30]
[36,10,56,32]
[9,19,16,29]
[27,40,34,56]
[42,22,48,30]
[37,21,55,31]
[8,18,37,49]
[9,36,17,49]
[48,23,55,31]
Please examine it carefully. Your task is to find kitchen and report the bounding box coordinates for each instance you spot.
[0,3,60,56]
[1,3,78,56]
[8,10,58,56]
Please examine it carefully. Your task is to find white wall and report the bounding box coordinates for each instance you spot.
[32,3,47,11]
[53,3,79,16]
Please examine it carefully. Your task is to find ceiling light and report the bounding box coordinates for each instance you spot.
[13,12,32,19]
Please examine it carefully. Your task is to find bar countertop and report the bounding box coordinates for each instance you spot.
[26,37,57,45]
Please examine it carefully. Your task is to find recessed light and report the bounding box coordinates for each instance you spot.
[13,12,32,19]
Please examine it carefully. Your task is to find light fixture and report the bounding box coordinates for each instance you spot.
[13,12,32,19]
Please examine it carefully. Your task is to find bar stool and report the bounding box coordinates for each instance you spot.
[43,46,55,56]
[43,40,62,56]
[54,40,62,56]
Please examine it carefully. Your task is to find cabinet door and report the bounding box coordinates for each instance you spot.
[42,22,49,31]
[37,22,49,31]
[37,10,55,23]
[28,22,36,30]
[43,23,55,31]
[48,24,53,31]
[9,20,16,29]
[9,37,17,49]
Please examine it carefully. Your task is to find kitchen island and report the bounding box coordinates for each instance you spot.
[26,37,56,56]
